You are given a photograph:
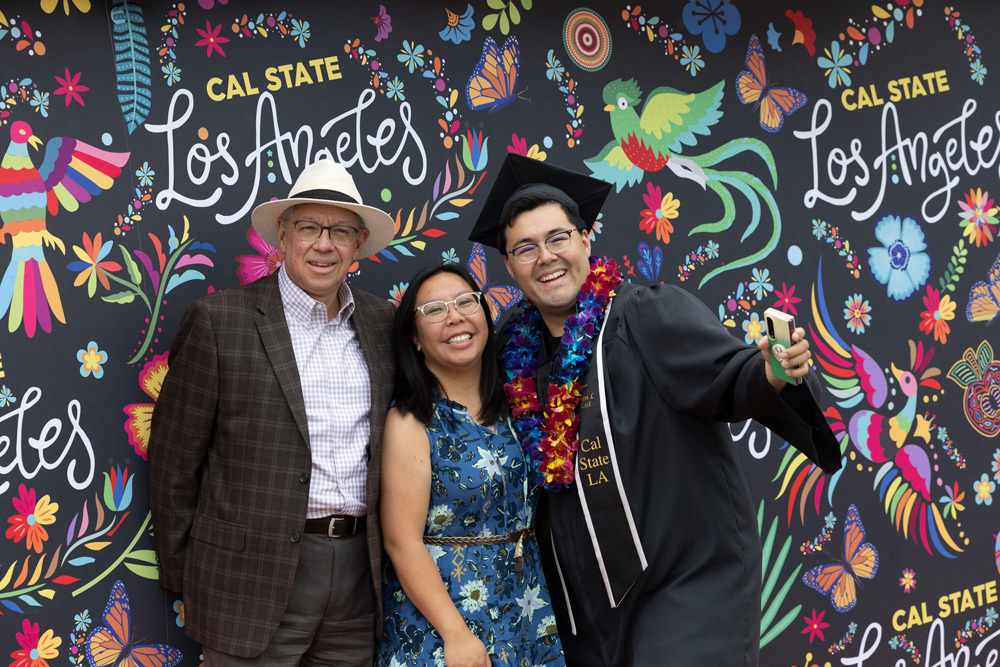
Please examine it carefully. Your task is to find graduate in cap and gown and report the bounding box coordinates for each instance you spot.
[470,154,842,667]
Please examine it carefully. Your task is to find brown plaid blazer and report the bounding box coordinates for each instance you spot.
[148,272,395,658]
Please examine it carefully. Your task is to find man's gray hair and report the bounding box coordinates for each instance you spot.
[278,204,365,229]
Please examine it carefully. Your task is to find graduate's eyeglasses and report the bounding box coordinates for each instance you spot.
[506,229,579,264]
[415,292,483,322]
[291,221,362,246]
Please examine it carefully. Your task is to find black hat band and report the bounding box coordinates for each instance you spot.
[290,189,361,205]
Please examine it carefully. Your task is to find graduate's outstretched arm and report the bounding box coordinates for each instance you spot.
[380,408,491,667]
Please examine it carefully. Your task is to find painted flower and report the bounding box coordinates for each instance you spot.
[462,129,489,171]
[123,351,169,460]
[516,583,547,623]
[844,293,872,334]
[162,62,182,86]
[77,341,107,378]
[639,182,679,243]
[867,214,930,302]
[69,232,122,297]
[545,49,565,81]
[173,600,185,627]
[135,162,155,188]
[824,512,837,530]
[801,608,829,643]
[10,619,61,667]
[439,4,474,44]
[974,474,995,506]
[957,187,998,247]
[236,227,283,286]
[938,481,965,519]
[817,41,852,88]
[772,282,801,316]
[811,219,828,240]
[53,68,89,107]
[937,426,949,442]
[919,286,956,344]
[680,45,704,76]
[371,5,392,42]
[987,607,999,624]
[971,59,987,85]
[289,19,310,48]
[705,241,719,259]
[73,611,90,633]
[30,90,50,117]
[459,579,489,612]
[899,568,917,593]
[742,312,765,344]
[0,385,15,408]
[398,41,425,73]
[992,448,1000,482]
[748,267,773,300]
[386,76,405,101]
[426,504,455,533]
[682,0,741,54]
[195,21,229,57]
[507,133,546,161]
[588,216,603,242]
[888,636,900,649]
[388,282,408,308]
[441,248,459,265]
[102,465,134,512]
[6,484,58,553]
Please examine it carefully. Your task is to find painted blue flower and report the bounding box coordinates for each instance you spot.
[0,385,15,408]
[824,512,837,530]
[705,240,719,258]
[136,162,155,187]
[30,90,50,117]
[78,341,108,378]
[290,19,310,48]
[748,267,773,299]
[461,129,489,172]
[161,62,182,86]
[867,214,930,302]
[545,49,565,82]
[682,0,741,54]
[386,76,405,101]
[441,248,459,265]
[742,312,765,344]
[817,41,852,88]
[680,45,704,76]
[936,427,948,442]
[811,219,828,239]
[398,41,425,73]
[439,4,474,44]
[971,59,987,85]
[74,610,91,632]
[986,607,998,624]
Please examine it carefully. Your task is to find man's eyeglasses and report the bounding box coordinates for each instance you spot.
[291,221,362,246]
[415,292,483,323]
[505,229,579,264]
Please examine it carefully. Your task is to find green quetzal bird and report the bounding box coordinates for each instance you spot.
[0,120,130,337]
[584,79,780,286]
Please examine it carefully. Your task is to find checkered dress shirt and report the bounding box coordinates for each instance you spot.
[278,265,372,518]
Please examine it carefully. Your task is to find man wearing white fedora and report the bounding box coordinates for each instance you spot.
[150,159,397,665]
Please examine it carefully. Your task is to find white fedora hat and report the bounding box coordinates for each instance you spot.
[251,159,395,258]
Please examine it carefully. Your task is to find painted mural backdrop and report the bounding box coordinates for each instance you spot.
[0,1,998,665]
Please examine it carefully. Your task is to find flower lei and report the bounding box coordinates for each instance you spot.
[502,257,622,491]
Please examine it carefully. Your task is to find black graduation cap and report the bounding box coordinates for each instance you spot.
[469,153,613,250]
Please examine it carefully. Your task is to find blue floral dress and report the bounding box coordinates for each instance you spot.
[377,398,565,667]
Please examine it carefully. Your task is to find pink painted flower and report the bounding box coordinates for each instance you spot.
[773,282,801,316]
[53,69,89,107]
[236,227,283,285]
[10,618,61,667]
[801,608,830,643]
[899,568,917,593]
[123,352,170,460]
[371,5,392,41]
[195,21,229,57]
[638,182,679,243]
[6,484,58,553]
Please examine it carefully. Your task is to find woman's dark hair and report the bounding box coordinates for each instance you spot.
[497,191,587,253]
[392,264,507,425]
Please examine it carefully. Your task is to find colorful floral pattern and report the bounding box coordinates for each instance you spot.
[6,484,58,553]
[958,188,998,247]
[123,352,169,460]
[10,618,61,667]
[639,183,679,244]
[919,286,956,344]
[867,214,931,302]
[844,293,872,334]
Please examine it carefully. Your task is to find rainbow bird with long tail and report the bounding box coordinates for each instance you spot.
[585,78,780,287]
[0,120,130,337]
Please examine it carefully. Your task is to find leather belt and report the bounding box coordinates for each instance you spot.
[423,528,535,571]
[303,514,366,537]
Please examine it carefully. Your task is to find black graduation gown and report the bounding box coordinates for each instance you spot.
[501,282,841,667]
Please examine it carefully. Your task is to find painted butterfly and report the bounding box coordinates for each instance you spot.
[85,580,183,667]
[467,242,522,323]
[966,251,1000,324]
[466,36,520,113]
[736,34,807,133]
[802,504,879,612]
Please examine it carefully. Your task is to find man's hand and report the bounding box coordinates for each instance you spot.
[759,326,812,392]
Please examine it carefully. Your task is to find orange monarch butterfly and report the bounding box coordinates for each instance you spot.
[802,504,879,612]
[86,580,183,667]
[468,242,522,323]
[966,251,1000,324]
[466,36,520,113]
[736,34,807,133]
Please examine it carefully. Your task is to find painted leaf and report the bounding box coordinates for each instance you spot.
[111,0,152,133]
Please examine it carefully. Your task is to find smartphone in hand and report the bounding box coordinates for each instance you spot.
[764,308,801,385]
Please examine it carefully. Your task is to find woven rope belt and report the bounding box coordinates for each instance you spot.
[423,528,536,572]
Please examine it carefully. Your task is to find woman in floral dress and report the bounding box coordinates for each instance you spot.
[378,265,564,667]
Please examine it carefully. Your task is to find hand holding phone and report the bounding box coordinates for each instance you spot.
[764,308,801,386]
